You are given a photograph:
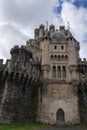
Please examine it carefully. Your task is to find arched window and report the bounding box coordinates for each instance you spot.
[55,55,57,59]
[62,66,66,78]
[58,55,60,60]
[61,55,64,60]
[57,66,61,78]
[51,55,53,59]
[65,55,68,60]
[52,66,56,78]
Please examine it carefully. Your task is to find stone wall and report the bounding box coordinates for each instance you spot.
[0,64,40,123]
[0,45,42,123]
[39,81,80,125]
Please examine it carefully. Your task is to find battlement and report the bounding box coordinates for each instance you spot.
[0,59,4,65]
[26,39,40,48]
[34,24,66,33]
[0,59,10,72]
[29,39,38,44]
[49,24,55,30]
[35,28,39,34]
[33,24,76,42]
[39,24,44,29]
[11,45,27,50]
[77,58,87,75]
[78,58,87,64]
[0,59,10,65]
[10,45,31,55]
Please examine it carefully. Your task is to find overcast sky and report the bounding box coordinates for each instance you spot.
[0,0,87,61]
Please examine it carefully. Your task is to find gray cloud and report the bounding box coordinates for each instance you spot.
[58,0,87,58]
[0,0,58,60]
[0,0,87,61]
[0,24,28,59]
[0,0,57,27]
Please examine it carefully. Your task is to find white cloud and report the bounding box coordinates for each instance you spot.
[0,0,58,60]
[0,24,28,59]
[0,0,57,27]
[0,0,87,61]
[60,1,87,58]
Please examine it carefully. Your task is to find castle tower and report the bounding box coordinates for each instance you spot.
[1,23,87,125]
[39,25,80,125]
[67,30,80,81]
[10,45,32,72]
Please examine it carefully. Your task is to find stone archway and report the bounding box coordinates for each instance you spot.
[56,108,65,124]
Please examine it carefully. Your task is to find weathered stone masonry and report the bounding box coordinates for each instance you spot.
[0,24,87,124]
[0,45,41,123]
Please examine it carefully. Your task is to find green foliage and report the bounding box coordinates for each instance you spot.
[78,82,87,93]
[0,122,50,130]
[78,82,87,123]
[68,124,87,129]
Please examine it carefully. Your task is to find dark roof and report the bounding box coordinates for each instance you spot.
[51,30,66,43]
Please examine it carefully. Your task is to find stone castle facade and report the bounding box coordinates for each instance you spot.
[0,24,87,124]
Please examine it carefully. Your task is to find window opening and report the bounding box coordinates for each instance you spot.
[62,66,66,78]
[57,66,61,78]
[54,46,57,49]
[52,66,56,78]
[61,46,64,50]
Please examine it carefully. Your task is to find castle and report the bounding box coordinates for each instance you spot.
[0,24,87,125]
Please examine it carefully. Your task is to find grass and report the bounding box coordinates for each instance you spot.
[68,123,87,129]
[0,122,50,130]
[0,122,87,130]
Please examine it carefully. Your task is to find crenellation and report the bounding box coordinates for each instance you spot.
[21,45,26,49]
[5,59,10,65]
[26,40,29,45]
[0,24,87,124]
[83,58,86,61]
[59,26,65,33]
[13,45,19,49]
[39,24,44,29]
[49,24,55,30]
[78,58,87,64]
[35,28,39,39]
[0,59,3,65]
[35,28,39,34]
[0,59,7,72]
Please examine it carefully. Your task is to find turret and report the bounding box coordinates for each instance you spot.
[10,45,32,71]
[66,32,80,81]
[34,28,39,40]
[39,24,44,40]
[66,30,78,65]
[59,26,65,33]
[49,24,55,35]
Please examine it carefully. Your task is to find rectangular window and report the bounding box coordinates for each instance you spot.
[54,46,57,49]
[61,46,64,50]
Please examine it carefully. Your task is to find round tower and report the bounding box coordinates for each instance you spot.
[10,45,32,71]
